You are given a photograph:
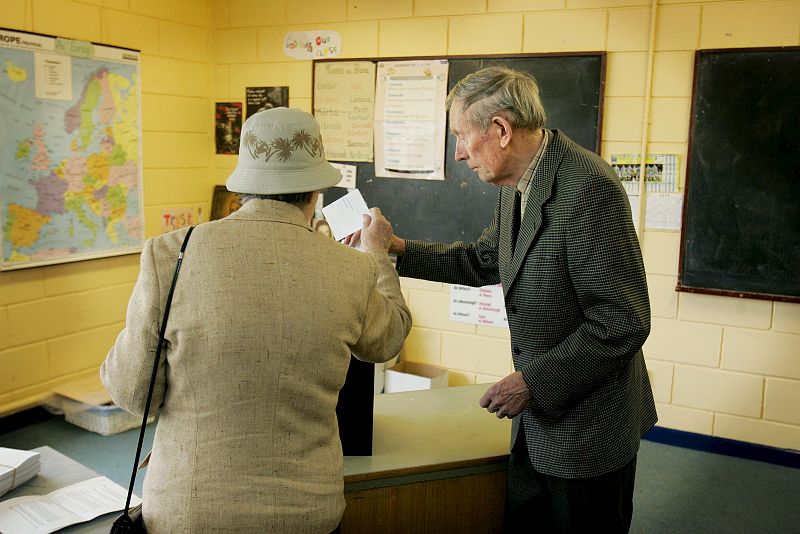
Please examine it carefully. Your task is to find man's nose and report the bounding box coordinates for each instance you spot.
[454,144,466,161]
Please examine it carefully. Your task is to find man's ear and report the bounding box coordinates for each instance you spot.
[492,115,513,148]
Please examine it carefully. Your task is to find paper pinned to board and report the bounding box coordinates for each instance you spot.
[321,189,370,241]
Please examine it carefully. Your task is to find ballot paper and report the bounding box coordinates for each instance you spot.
[0,447,40,498]
[0,476,139,534]
[321,189,370,241]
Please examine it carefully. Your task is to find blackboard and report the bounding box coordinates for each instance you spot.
[314,54,604,244]
[678,47,800,302]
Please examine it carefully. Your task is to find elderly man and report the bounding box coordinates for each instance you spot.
[372,66,656,533]
[103,108,411,533]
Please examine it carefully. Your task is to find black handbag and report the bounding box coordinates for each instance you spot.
[111,226,195,534]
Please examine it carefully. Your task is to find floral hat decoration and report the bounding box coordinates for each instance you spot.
[226,107,342,194]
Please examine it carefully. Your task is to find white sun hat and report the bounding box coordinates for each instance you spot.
[226,107,342,194]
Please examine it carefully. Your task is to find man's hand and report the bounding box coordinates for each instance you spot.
[360,208,393,252]
[479,371,532,419]
[344,210,406,255]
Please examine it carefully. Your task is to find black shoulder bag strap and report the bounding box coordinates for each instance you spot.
[111,225,195,534]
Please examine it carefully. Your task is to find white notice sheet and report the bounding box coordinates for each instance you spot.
[0,476,139,534]
[374,60,448,180]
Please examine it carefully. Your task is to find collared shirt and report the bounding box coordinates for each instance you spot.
[516,129,550,218]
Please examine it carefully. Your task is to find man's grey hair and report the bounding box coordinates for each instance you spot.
[446,66,546,131]
[240,192,313,207]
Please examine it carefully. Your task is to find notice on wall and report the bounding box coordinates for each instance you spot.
[374,60,448,180]
[313,61,376,162]
[330,162,357,189]
[450,284,508,328]
[611,153,679,194]
[628,192,684,233]
[245,86,288,119]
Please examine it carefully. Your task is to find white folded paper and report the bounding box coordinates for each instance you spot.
[0,476,140,534]
[321,189,370,241]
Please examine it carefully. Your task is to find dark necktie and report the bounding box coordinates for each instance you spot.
[511,190,521,254]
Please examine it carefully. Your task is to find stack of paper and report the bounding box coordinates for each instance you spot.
[0,447,41,498]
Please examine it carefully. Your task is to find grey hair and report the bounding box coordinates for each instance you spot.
[446,66,546,131]
[240,192,313,207]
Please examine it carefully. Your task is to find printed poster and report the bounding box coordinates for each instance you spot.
[374,60,448,180]
[611,153,679,194]
[245,86,288,119]
[215,102,242,155]
[313,61,376,162]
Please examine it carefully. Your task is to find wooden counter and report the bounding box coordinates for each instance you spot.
[342,385,511,533]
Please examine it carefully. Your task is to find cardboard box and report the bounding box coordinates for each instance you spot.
[373,356,399,395]
[384,362,449,393]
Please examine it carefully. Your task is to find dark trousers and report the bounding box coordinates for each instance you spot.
[504,426,637,534]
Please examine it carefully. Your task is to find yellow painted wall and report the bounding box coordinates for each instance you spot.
[1,0,799,452]
[0,0,212,414]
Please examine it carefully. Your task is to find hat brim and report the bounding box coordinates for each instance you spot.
[226,160,342,194]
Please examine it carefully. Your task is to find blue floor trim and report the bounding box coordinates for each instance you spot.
[644,426,800,469]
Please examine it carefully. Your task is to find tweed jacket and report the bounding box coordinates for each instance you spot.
[102,200,411,533]
[398,130,657,478]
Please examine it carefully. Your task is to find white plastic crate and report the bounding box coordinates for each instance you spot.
[56,398,155,436]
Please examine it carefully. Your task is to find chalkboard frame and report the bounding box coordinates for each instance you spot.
[311,53,606,245]
[677,46,800,303]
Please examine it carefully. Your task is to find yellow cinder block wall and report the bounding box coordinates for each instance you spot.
[1,0,799,453]
[0,0,212,414]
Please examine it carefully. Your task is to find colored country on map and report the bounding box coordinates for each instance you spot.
[3,204,51,248]
[4,59,27,82]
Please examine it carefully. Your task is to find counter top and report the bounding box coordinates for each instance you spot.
[344,384,511,483]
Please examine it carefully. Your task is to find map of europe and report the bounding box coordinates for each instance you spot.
[0,42,142,269]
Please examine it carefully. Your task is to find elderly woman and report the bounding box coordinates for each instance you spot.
[102,108,411,533]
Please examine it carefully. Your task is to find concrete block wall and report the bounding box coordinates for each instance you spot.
[0,0,212,415]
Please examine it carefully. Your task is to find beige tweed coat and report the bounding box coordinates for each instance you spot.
[101,199,411,533]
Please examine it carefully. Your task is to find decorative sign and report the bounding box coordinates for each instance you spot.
[283,31,341,60]
[160,205,202,234]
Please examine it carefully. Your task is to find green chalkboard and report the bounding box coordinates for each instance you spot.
[678,47,800,302]
[315,54,604,244]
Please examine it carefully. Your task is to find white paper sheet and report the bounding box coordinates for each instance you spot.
[0,476,139,534]
[321,189,370,241]
[330,162,357,189]
[374,60,448,180]
[450,284,508,327]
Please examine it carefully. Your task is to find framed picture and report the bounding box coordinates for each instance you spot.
[210,185,242,220]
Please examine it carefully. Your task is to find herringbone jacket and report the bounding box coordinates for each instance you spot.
[398,130,657,478]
